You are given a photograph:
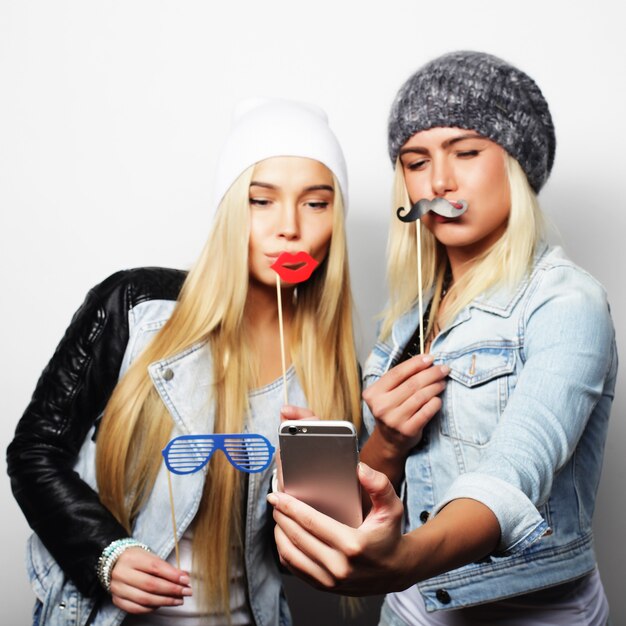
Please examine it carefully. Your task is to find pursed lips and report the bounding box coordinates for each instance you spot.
[270,251,319,283]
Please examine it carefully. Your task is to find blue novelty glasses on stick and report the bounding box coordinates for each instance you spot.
[162,433,275,474]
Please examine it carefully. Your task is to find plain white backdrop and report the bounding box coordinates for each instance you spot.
[2,1,624,624]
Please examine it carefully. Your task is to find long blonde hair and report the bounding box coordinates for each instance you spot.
[381,155,544,339]
[95,164,361,615]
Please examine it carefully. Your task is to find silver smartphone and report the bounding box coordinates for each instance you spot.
[279,420,362,528]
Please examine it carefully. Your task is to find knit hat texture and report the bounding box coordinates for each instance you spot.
[213,98,348,212]
[388,51,555,192]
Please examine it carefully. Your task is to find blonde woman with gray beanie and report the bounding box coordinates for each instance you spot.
[269,52,616,625]
[8,98,362,626]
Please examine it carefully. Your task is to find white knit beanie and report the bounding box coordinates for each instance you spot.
[212,98,348,213]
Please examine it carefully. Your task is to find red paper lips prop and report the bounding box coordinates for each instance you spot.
[271,251,319,283]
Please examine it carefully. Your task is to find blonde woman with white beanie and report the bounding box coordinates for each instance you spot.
[8,98,364,626]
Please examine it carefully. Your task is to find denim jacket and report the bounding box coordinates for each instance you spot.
[362,244,617,611]
[22,287,298,626]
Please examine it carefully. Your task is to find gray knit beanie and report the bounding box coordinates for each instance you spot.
[388,51,555,193]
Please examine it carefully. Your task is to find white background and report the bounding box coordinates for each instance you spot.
[1,1,624,624]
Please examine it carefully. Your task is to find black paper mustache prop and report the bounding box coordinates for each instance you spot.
[397,197,468,222]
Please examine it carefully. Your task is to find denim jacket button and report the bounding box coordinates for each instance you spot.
[435,589,451,604]
[419,510,430,523]
[163,368,174,381]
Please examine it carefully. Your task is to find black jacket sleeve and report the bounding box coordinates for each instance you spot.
[6,267,185,597]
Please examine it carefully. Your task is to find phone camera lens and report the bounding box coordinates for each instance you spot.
[288,425,298,435]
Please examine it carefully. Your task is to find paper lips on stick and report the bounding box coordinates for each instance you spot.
[271,251,319,283]
[271,251,320,403]
[397,197,468,222]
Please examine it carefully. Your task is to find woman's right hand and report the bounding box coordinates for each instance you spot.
[363,355,449,455]
[109,548,192,614]
[269,461,499,595]
[360,355,449,488]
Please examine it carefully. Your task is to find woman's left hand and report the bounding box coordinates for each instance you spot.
[109,548,192,613]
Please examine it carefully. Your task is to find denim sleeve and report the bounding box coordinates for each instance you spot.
[434,263,617,553]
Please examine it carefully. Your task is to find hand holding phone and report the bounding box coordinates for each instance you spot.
[279,420,362,528]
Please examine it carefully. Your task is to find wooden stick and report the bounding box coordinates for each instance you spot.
[275,273,288,404]
[166,468,180,570]
[417,219,425,354]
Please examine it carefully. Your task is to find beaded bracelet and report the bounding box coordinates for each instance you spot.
[96,538,152,592]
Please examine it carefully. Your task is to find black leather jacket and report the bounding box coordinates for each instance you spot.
[7,268,186,598]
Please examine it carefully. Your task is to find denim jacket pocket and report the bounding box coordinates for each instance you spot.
[440,345,517,446]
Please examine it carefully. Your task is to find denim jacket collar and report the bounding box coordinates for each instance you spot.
[148,341,216,435]
[389,242,551,360]
[472,241,550,316]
